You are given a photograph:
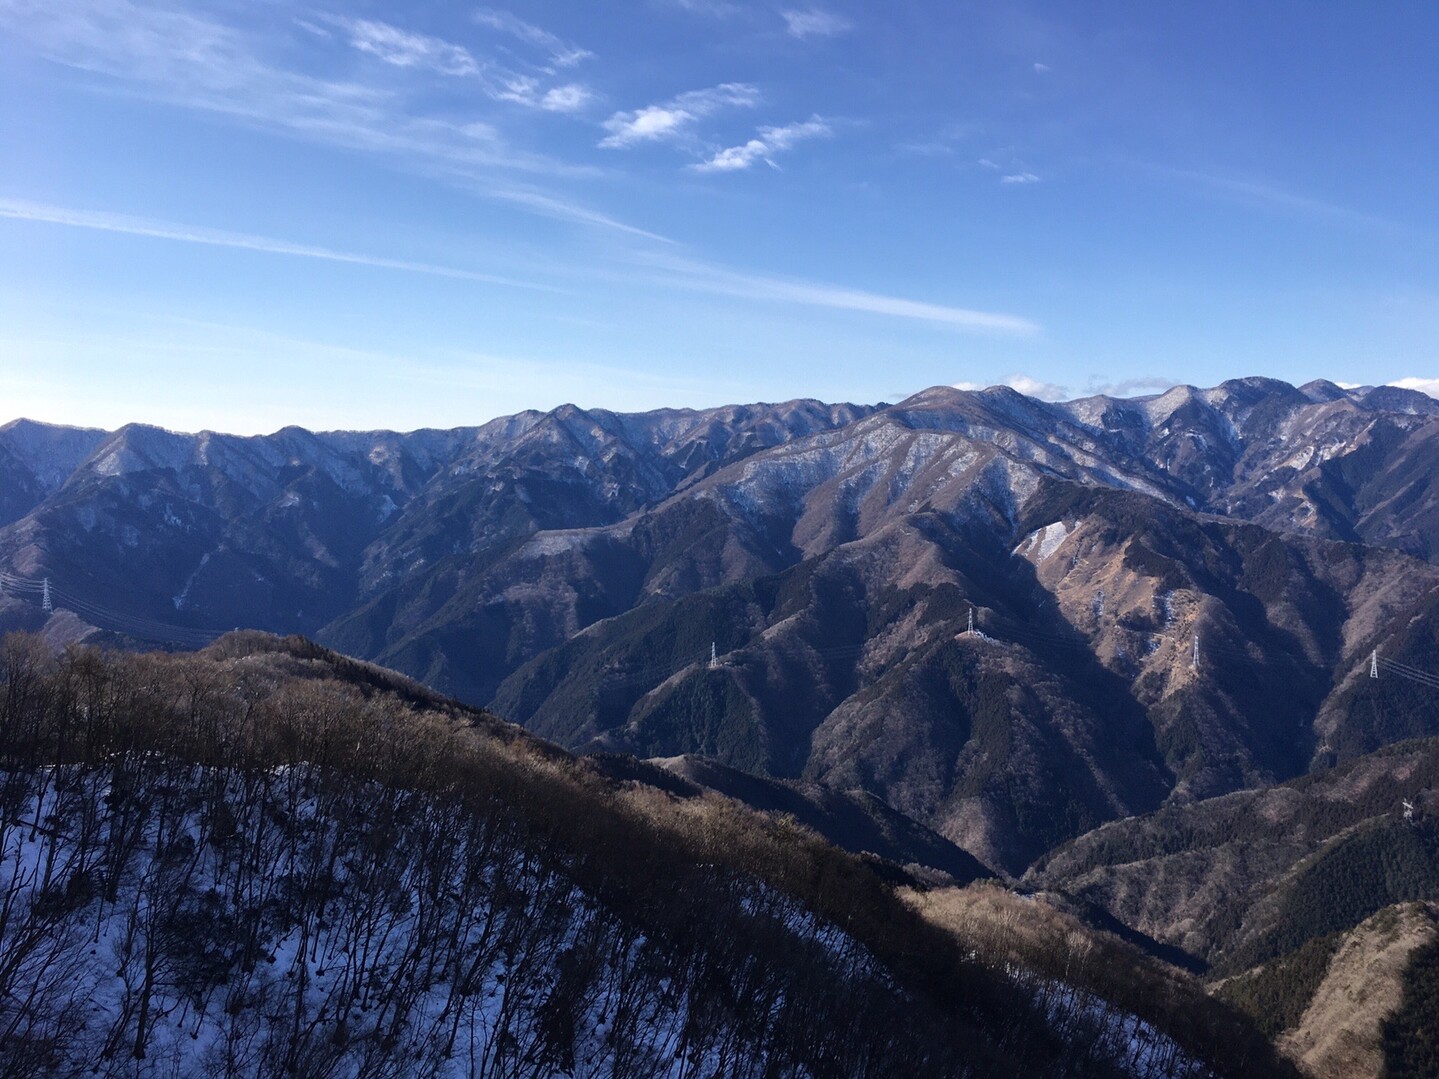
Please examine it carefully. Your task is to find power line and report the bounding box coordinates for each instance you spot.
[1378,658,1439,692]
[598,636,876,692]
[10,560,1439,701]
[0,568,227,645]
[1377,655,1439,680]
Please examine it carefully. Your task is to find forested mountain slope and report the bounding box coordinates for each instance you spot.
[1027,730,1439,1078]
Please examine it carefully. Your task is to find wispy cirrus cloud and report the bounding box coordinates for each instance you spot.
[895,122,979,158]
[599,83,760,149]
[5,0,570,173]
[692,117,832,172]
[1,1,656,234]
[314,14,593,114]
[334,18,480,76]
[979,153,1041,186]
[0,197,559,290]
[781,8,852,38]
[472,8,591,69]
[488,73,593,112]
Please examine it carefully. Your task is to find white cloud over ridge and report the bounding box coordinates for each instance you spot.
[953,374,1178,402]
[953,374,1066,401]
[600,83,760,148]
[1086,376,1179,398]
[1388,377,1439,398]
[1002,374,1067,400]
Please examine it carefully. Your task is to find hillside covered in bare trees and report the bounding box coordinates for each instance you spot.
[0,632,1287,1077]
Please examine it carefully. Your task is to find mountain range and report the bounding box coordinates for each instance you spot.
[5,376,1439,880]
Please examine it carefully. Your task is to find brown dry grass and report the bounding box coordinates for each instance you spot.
[1278,901,1439,1079]
[897,880,1287,1075]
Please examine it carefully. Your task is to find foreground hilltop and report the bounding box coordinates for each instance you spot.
[0,632,1280,1077]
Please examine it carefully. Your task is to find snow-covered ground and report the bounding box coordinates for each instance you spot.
[0,761,880,1078]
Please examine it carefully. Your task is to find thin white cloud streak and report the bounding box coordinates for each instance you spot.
[640,255,1038,334]
[1137,162,1402,234]
[0,196,1028,332]
[693,117,832,172]
[0,198,558,291]
[781,9,852,38]
[600,83,760,148]
[479,187,674,243]
[1000,172,1040,184]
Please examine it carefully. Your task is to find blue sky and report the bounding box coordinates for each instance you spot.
[2,0,1437,433]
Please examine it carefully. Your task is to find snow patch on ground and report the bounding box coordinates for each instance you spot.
[1037,521,1070,561]
[1036,979,1212,1078]
[519,529,594,558]
[1014,521,1071,563]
